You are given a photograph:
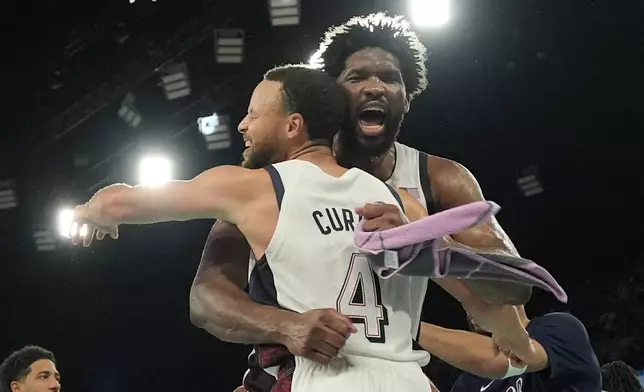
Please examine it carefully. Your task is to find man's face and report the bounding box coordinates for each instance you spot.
[11,359,60,392]
[337,47,409,157]
[238,80,289,169]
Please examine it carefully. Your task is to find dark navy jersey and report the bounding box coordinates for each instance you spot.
[450,312,601,392]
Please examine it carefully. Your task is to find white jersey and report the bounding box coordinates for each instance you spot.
[386,142,433,340]
[251,160,429,365]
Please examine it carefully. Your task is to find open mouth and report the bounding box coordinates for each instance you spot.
[357,108,386,136]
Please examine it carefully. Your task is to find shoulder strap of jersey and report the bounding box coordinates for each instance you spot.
[384,183,405,214]
[264,165,285,210]
[418,152,439,214]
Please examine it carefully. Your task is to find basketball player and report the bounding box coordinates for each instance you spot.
[189,11,521,366]
[70,65,439,391]
[417,306,601,391]
[0,345,61,392]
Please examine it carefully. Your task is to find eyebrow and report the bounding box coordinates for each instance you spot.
[346,67,401,78]
[37,371,60,379]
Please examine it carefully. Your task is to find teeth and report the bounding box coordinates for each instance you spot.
[361,103,386,113]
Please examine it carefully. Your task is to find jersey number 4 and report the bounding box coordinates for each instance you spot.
[336,253,389,343]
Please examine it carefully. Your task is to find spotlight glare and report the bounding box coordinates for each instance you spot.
[410,0,450,27]
[57,208,74,237]
[138,156,173,186]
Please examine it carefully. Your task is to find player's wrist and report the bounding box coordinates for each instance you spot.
[270,310,299,346]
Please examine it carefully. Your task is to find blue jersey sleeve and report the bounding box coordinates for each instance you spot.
[528,312,600,379]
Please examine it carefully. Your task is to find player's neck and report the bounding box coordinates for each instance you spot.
[288,142,335,164]
[370,146,397,181]
[332,140,396,181]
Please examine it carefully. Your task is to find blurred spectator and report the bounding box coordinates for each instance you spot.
[601,360,643,392]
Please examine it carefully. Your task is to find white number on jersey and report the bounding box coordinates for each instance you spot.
[336,253,389,343]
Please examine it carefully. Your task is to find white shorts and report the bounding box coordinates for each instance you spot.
[291,354,431,392]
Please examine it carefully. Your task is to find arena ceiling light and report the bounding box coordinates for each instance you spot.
[34,226,58,252]
[268,0,300,26]
[138,156,173,186]
[0,179,18,210]
[215,29,244,64]
[118,92,142,128]
[409,0,450,27]
[517,166,544,197]
[160,62,191,100]
[197,113,231,151]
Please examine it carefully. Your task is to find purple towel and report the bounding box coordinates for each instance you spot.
[354,201,568,304]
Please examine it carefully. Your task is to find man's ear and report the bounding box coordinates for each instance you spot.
[286,112,305,139]
[403,95,410,114]
[11,381,21,392]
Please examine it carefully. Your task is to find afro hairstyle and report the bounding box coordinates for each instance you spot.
[309,12,428,102]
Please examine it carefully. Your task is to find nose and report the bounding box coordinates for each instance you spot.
[237,115,248,134]
[362,76,386,99]
[50,379,61,391]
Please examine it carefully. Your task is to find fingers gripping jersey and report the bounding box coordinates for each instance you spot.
[250,160,430,365]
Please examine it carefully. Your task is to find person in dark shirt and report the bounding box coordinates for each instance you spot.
[601,360,644,392]
[418,306,601,392]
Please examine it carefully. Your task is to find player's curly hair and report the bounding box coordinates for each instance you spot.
[0,346,56,392]
[601,361,644,392]
[264,64,348,145]
[309,12,428,102]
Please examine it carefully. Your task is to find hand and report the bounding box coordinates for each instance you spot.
[281,308,357,364]
[355,202,407,232]
[70,203,119,247]
[493,332,538,368]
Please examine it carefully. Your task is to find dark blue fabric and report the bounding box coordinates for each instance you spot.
[450,313,601,392]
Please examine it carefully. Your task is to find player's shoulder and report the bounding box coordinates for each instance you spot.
[529,312,593,347]
[395,143,471,178]
[530,312,588,332]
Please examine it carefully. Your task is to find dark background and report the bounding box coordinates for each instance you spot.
[1,0,642,390]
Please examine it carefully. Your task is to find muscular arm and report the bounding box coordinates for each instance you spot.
[189,220,296,344]
[428,156,519,256]
[83,165,266,226]
[418,322,546,379]
[425,157,532,304]
[397,188,429,221]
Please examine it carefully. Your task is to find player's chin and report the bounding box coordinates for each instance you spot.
[355,126,395,155]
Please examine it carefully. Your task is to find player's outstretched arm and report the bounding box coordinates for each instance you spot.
[189,220,294,344]
[69,165,265,245]
[418,322,514,379]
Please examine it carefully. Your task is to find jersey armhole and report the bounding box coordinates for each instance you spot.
[384,183,405,214]
[418,152,439,213]
[264,165,285,210]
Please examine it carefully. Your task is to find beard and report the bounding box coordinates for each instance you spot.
[241,143,282,169]
[334,111,402,171]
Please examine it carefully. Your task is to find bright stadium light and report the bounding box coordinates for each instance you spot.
[138,156,173,186]
[409,0,450,27]
[57,208,89,238]
[57,208,74,237]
